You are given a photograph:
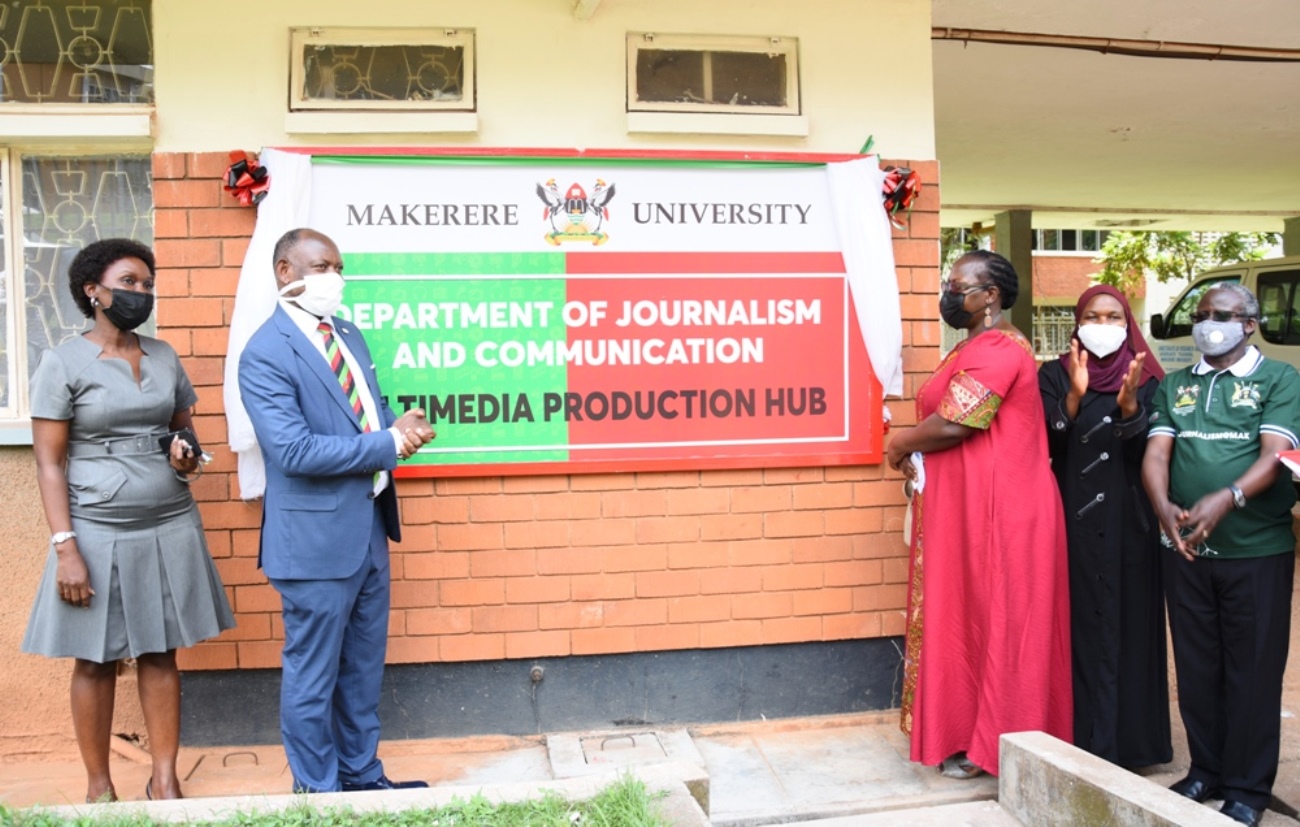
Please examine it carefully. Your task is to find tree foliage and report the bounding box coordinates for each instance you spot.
[939,226,984,277]
[1094,231,1280,295]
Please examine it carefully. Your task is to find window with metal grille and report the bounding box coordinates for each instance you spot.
[0,0,152,104]
[1032,305,1077,360]
[0,153,153,422]
[290,27,474,112]
[627,33,799,115]
[1031,229,1112,254]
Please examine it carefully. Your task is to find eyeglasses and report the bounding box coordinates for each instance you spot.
[1190,310,1250,324]
[941,281,993,297]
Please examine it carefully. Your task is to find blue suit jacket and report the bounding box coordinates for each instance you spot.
[238,305,402,580]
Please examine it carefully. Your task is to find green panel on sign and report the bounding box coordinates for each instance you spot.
[346,252,565,277]
[341,272,569,465]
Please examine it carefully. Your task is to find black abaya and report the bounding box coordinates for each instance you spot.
[1039,360,1172,767]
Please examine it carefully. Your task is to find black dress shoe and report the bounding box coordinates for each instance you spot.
[341,775,429,792]
[1220,800,1263,827]
[1169,776,1219,803]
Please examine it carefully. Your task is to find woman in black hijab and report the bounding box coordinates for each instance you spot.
[1039,284,1170,767]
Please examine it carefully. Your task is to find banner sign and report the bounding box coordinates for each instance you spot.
[304,155,890,477]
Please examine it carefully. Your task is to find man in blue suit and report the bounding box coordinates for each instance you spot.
[239,228,434,793]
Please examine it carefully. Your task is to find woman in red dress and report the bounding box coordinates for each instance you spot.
[886,250,1072,777]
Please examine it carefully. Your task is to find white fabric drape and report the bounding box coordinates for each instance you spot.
[224,154,904,496]
[826,157,905,398]
[222,149,313,499]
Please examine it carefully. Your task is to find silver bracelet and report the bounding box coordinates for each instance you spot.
[175,464,204,483]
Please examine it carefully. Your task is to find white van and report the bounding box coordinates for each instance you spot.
[1148,255,1300,371]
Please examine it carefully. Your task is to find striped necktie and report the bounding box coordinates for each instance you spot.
[317,322,371,432]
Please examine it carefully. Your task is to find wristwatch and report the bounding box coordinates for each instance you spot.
[1228,484,1247,510]
[51,530,77,545]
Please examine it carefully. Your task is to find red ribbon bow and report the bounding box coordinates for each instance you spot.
[881,166,922,229]
[223,150,270,207]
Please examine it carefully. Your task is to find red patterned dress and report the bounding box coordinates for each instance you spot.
[900,328,1072,775]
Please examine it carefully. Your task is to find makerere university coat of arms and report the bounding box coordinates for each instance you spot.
[535,178,616,245]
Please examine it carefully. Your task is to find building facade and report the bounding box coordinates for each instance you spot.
[0,0,939,754]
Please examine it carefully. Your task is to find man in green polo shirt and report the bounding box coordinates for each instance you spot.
[1143,282,1300,827]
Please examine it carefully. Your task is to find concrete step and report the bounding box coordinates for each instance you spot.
[784,799,1023,826]
[692,714,999,825]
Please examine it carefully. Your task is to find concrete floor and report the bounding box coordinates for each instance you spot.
[0,713,1000,823]
[4,703,1298,825]
[8,560,1300,825]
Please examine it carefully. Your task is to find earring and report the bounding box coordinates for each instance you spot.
[983,305,994,328]
[91,296,100,308]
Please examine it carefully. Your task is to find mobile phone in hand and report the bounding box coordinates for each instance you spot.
[159,428,202,457]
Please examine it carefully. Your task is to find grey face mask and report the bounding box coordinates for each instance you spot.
[1192,320,1245,356]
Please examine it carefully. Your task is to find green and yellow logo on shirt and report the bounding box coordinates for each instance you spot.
[1173,384,1201,416]
[1230,381,1261,409]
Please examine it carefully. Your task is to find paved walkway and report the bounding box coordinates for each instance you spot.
[0,713,1000,822]
[7,561,1300,824]
[3,702,1299,825]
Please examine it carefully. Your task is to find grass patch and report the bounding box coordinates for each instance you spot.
[0,774,672,827]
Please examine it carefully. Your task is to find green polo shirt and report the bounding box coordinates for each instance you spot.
[1149,347,1300,558]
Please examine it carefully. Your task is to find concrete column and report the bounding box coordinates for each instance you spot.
[994,210,1033,339]
[1284,216,1300,256]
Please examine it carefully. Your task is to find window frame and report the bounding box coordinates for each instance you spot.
[0,146,155,436]
[288,26,476,113]
[1256,270,1300,346]
[0,1,157,439]
[0,0,155,107]
[0,151,18,422]
[1031,228,1111,255]
[625,32,801,116]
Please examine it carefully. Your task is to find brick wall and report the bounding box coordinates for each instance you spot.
[154,152,939,673]
[1033,255,1098,302]
[1033,254,1146,303]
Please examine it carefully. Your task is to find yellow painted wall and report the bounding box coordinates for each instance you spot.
[152,0,935,157]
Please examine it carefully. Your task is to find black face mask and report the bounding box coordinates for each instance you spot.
[100,288,154,331]
[939,291,974,329]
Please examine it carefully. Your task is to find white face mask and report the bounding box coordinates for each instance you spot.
[1076,323,1127,358]
[280,270,345,318]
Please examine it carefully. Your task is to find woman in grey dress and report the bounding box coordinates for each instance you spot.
[22,239,234,803]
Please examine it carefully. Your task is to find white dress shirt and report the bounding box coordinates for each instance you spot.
[280,299,401,496]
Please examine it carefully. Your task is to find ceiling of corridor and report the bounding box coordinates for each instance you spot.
[931,0,1300,231]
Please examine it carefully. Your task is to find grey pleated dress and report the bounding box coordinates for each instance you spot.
[22,334,235,662]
